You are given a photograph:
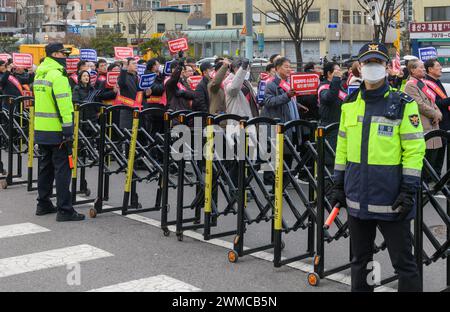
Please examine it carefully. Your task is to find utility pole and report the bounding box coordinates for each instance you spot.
[245,0,253,61]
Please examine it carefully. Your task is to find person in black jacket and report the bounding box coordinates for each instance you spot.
[118,57,141,129]
[72,70,100,122]
[318,61,347,172]
[192,62,213,112]
[0,62,34,109]
[144,58,165,109]
[425,58,450,177]
[166,60,196,113]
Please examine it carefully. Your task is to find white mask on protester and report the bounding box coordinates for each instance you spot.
[244,71,251,81]
[159,65,164,74]
[361,62,386,84]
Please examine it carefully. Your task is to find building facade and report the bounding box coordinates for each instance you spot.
[0,0,19,34]
[162,0,210,19]
[206,0,380,63]
[96,7,189,44]
[411,0,450,63]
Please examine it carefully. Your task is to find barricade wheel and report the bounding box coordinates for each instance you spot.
[228,250,238,263]
[281,240,286,250]
[163,229,170,237]
[1,180,7,189]
[89,208,97,218]
[85,189,91,197]
[307,273,320,287]
[1,169,6,175]
[177,233,183,241]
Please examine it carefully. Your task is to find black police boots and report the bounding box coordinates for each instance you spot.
[56,211,86,222]
[36,205,57,216]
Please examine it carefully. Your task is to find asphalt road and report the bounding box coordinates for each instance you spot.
[0,148,448,292]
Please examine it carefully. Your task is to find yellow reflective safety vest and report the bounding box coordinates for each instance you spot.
[334,83,426,221]
[33,57,73,145]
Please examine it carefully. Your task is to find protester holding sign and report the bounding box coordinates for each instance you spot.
[166,60,196,113]
[192,62,213,112]
[208,58,230,116]
[117,57,142,129]
[0,59,34,107]
[405,59,442,183]
[144,58,165,108]
[97,63,120,105]
[261,57,301,185]
[318,61,347,172]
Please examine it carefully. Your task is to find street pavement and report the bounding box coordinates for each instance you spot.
[0,151,448,292]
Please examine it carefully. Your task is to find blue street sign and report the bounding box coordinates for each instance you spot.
[80,49,97,62]
[139,73,157,89]
[328,24,338,29]
[418,47,437,61]
[137,64,146,77]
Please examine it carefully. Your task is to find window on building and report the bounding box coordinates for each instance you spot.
[129,24,136,34]
[233,13,243,26]
[342,10,350,24]
[182,5,190,12]
[329,9,338,23]
[195,4,202,12]
[266,12,280,24]
[138,23,146,32]
[425,6,450,21]
[253,13,261,25]
[102,25,111,29]
[353,11,362,24]
[307,10,320,23]
[108,2,113,9]
[157,23,165,33]
[0,14,5,22]
[87,4,91,11]
[175,24,183,31]
[216,13,228,26]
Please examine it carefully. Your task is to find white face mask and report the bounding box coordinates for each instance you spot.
[361,63,386,84]
[244,71,251,81]
[159,65,164,74]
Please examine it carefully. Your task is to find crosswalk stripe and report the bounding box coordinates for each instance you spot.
[0,244,113,278]
[88,275,201,292]
[0,223,50,239]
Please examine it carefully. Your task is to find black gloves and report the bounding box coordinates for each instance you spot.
[241,58,250,70]
[392,187,415,220]
[330,183,346,209]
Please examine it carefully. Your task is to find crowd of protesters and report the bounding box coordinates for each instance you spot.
[0,50,449,182]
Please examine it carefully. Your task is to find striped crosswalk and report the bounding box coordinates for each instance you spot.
[0,222,200,292]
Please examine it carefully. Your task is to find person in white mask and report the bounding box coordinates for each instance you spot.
[330,42,426,292]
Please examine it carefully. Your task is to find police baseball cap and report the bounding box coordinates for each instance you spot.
[358,42,389,63]
[45,43,72,56]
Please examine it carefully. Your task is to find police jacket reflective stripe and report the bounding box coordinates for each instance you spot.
[33,57,74,145]
[334,82,426,221]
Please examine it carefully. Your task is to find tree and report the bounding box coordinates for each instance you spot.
[254,0,315,71]
[91,32,127,57]
[357,0,407,44]
[64,33,94,49]
[139,38,164,57]
[126,0,154,41]
[0,37,19,53]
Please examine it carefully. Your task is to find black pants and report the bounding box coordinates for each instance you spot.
[37,144,73,214]
[348,215,422,292]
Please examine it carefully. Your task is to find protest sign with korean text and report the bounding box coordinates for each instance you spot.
[0,53,11,63]
[66,58,80,74]
[168,38,189,54]
[139,73,157,89]
[80,49,98,62]
[13,53,33,68]
[114,47,134,59]
[188,76,203,90]
[106,71,120,88]
[290,73,320,95]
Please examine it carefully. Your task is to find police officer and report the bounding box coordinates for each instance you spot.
[331,43,426,292]
[33,43,85,222]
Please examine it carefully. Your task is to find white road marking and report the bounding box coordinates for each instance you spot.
[0,223,50,239]
[114,212,396,292]
[88,275,201,292]
[0,244,113,278]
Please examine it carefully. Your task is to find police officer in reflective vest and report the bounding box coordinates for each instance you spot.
[331,43,426,292]
[33,43,85,222]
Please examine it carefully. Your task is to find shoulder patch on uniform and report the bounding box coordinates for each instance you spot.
[344,89,359,103]
[398,91,414,103]
[409,114,420,128]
